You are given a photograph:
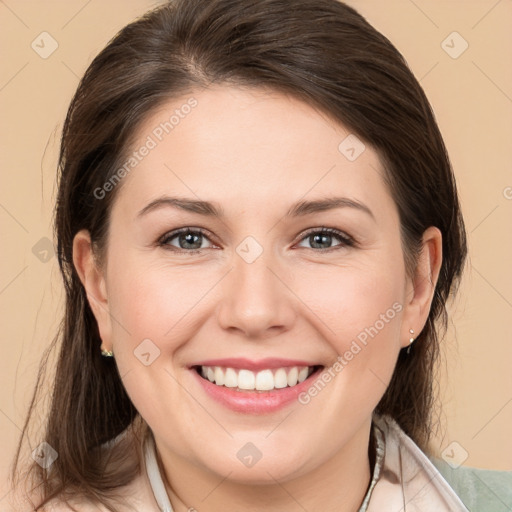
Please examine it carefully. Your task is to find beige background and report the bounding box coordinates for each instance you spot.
[1,0,511,498]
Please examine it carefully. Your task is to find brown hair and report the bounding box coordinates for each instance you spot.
[11,0,467,510]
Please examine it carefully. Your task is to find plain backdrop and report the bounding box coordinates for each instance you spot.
[1,0,511,497]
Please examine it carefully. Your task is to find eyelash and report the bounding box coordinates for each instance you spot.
[157,227,355,254]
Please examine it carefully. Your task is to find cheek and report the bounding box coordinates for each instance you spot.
[292,256,406,409]
[103,257,209,434]
[107,257,214,346]
[293,257,405,347]
[285,265,403,452]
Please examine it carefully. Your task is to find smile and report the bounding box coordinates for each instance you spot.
[189,360,325,414]
[195,365,320,392]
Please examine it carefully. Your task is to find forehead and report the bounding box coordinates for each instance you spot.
[111,85,392,220]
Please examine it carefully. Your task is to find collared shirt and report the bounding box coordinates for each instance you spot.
[365,414,468,511]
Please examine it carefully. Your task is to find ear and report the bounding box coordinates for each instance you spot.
[400,226,443,348]
[72,229,112,351]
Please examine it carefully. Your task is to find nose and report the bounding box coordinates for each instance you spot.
[216,247,296,339]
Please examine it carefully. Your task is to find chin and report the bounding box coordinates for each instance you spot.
[194,442,313,485]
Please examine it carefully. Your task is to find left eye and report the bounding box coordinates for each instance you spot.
[296,228,353,250]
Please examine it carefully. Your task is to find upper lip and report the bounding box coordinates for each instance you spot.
[190,357,322,372]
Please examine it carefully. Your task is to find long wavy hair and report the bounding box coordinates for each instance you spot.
[11,0,467,510]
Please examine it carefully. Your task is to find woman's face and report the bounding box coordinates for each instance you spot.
[77,85,437,485]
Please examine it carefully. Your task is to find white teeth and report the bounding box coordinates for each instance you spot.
[274,368,288,389]
[287,367,298,386]
[298,367,309,383]
[214,366,224,386]
[198,365,315,391]
[238,369,255,390]
[255,369,274,390]
[224,368,238,388]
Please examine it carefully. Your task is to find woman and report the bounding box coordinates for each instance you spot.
[9,0,470,510]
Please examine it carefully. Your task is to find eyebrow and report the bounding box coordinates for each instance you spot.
[137,195,375,220]
[286,197,374,220]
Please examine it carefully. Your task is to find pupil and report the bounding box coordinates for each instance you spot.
[181,232,201,249]
[312,233,330,248]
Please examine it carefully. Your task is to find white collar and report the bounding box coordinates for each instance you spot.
[144,433,174,512]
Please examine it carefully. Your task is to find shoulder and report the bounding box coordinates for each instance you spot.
[369,414,470,511]
[39,501,108,512]
[431,457,512,511]
[0,488,89,512]
[1,486,111,512]
[34,467,157,512]
[380,415,512,511]
[4,454,156,512]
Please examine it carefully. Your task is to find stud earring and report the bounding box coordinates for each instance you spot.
[101,347,114,357]
[407,329,414,354]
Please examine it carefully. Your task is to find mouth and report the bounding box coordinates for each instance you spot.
[192,364,324,393]
[187,357,326,413]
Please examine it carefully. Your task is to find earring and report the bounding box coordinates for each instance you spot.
[406,329,414,354]
[101,347,114,357]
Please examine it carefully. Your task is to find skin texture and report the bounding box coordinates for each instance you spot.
[73,85,442,512]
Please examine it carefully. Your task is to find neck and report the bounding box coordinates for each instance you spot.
[156,421,373,512]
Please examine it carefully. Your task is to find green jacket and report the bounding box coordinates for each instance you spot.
[431,457,512,512]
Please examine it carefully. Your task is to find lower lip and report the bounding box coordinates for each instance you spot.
[190,366,323,414]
